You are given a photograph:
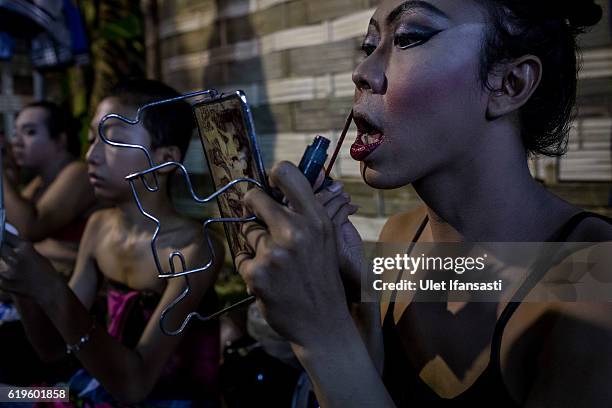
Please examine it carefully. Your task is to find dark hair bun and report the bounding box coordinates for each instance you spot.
[565,0,603,29]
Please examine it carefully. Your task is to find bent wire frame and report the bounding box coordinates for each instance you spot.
[97,89,218,192]
[97,89,259,335]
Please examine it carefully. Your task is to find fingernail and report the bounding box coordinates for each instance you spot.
[327,182,343,193]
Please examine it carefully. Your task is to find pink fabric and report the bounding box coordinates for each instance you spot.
[36,286,220,407]
[106,289,140,341]
[105,286,220,396]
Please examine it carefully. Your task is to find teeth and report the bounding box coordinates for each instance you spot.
[363,132,381,145]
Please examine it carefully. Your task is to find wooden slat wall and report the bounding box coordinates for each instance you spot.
[558,0,612,183]
[159,0,612,240]
[559,118,612,181]
[159,0,378,182]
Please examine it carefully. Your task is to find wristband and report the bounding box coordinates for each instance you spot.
[65,322,96,355]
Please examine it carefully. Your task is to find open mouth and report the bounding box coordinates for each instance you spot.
[351,113,385,161]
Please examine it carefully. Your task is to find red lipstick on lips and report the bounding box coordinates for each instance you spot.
[326,110,384,171]
[350,134,384,161]
[350,114,384,161]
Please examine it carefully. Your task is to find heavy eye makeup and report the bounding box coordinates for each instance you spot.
[360,27,380,57]
[361,40,377,57]
[393,25,443,49]
[361,24,443,56]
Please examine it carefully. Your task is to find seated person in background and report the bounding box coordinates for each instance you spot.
[5,101,96,278]
[0,79,223,406]
[0,102,96,385]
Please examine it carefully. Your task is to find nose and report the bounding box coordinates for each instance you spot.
[11,132,23,148]
[86,138,103,165]
[352,52,387,95]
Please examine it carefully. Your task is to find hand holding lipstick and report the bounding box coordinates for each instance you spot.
[314,178,364,301]
[236,161,353,347]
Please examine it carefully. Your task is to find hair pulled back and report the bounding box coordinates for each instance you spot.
[476,0,603,156]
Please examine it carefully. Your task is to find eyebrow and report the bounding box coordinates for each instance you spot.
[89,122,128,136]
[92,122,128,130]
[385,1,449,26]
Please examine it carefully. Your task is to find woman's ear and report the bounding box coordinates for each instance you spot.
[486,55,542,120]
[153,145,182,172]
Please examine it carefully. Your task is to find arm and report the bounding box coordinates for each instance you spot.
[40,253,218,403]
[4,161,95,242]
[44,222,219,403]
[351,301,385,375]
[12,296,67,362]
[315,180,385,373]
[1,216,221,403]
[237,162,396,407]
[293,314,393,407]
[11,212,102,362]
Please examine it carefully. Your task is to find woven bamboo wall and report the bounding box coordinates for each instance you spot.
[157,0,380,181]
[155,0,612,238]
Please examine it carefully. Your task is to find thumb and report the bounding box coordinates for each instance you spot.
[313,170,326,191]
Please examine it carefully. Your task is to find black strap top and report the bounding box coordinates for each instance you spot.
[382,211,612,407]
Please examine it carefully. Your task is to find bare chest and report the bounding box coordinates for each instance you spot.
[94,230,165,293]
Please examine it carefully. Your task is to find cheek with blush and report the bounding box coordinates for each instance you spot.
[385,43,484,151]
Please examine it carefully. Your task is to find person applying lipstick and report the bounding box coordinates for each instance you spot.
[235,0,612,407]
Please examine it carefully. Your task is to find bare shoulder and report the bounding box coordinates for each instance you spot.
[379,205,428,242]
[83,208,115,239]
[61,160,87,174]
[74,209,116,262]
[87,207,115,224]
[48,161,92,197]
[55,161,89,183]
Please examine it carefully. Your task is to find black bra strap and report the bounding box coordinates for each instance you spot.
[490,211,612,371]
[388,215,429,308]
[550,211,612,242]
